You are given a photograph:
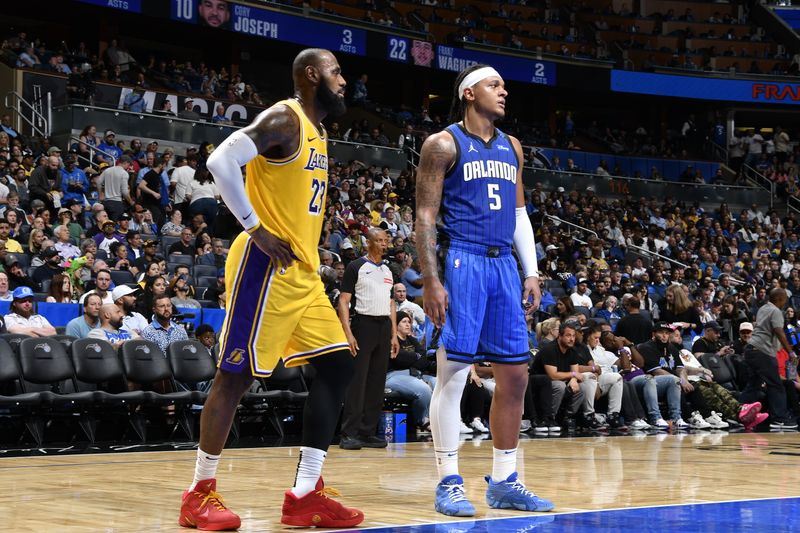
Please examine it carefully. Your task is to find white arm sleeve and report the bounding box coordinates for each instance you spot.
[513,207,539,279]
[206,130,260,232]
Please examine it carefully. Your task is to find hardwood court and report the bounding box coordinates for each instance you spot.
[5,432,800,532]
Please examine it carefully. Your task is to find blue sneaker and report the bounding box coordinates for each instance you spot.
[434,475,476,517]
[485,472,555,512]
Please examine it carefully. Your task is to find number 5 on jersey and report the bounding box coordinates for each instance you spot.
[487,183,501,210]
[309,178,326,215]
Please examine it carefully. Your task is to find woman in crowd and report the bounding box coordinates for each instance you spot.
[161,210,184,237]
[385,312,435,433]
[660,284,703,349]
[77,125,100,159]
[596,295,621,328]
[28,229,47,258]
[534,317,560,348]
[138,275,168,316]
[186,165,220,226]
[555,296,575,322]
[46,273,76,303]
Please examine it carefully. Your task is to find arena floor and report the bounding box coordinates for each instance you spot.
[5,432,800,532]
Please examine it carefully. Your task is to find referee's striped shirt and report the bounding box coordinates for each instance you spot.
[341,257,394,317]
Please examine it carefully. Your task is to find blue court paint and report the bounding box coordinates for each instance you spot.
[358,497,800,532]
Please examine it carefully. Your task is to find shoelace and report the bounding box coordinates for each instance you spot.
[197,489,228,512]
[443,483,469,503]
[317,487,342,499]
[507,479,536,499]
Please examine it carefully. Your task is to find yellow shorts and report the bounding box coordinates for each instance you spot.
[217,232,348,377]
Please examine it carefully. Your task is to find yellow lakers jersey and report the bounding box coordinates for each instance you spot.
[245,98,328,271]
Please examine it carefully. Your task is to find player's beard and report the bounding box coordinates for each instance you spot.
[317,82,346,117]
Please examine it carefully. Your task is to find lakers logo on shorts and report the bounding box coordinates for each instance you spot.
[225,348,246,366]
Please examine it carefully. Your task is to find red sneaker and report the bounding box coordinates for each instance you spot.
[738,402,762,426]
[179,479,241,531]
[281,478,364,528]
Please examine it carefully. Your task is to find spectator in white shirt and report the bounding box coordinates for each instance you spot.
[571,278,593,308]
[5,286,56,337]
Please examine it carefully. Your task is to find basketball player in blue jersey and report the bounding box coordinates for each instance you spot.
[416,64,555,516]
[178,49,363,530]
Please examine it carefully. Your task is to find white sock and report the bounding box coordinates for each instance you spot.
[291,447,326,497]
[430,348,471,480]
[189,448,220,491]
[491,447,517,483]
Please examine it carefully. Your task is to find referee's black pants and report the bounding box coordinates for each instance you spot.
[341,315,392,439]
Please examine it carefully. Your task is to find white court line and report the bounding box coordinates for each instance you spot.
[353,495,800,531]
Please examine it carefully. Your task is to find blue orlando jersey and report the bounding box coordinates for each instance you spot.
[440,124,519,247]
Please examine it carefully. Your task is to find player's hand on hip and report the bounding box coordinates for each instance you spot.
[249,225,295,269]
[346,332,359,356]
[522,277,541,316]
[423,277,448,328]
[390,337,400,358]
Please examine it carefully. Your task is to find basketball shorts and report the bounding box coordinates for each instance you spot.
[218,232,349,377]
[437,240,530,365]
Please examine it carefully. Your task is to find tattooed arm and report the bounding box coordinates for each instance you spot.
[415,131,456,328]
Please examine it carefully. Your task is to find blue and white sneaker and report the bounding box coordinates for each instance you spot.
[485,472,555,512]
[434,475,476,517]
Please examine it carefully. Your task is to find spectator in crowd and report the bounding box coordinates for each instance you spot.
[186,165,220,226]
[141,294,189,354]
[65,293,102,338]
[97,130,122,164]
[732,321,754,355]
[94,219,125,256]
[45,273,76,303]
[5,286,56,337]
[170,154,198,217]
[386,311,435,432]
[0,271,12,301]
[555,296,575,321]
[202,268,226,304]
[0,219,22,254]
[169,227,197,257]
[197,238,227,268]
[111,284,148,336]
[570,278,592,308]
[28,155,60,214]
[133,239,158,272]
[171,274,202,309]
[6,256,35,291]
[660,284,702,349]
[137,156,166,225]
[54,224,81,260]
[598,331,652,430]
[393,282,424,336]
[97,155,133,222]
[137,275,168,317]
[60,155,90,205]
[88,303,139,346]
[178,99,201,121]
[577,325,624,428]
[631,322,689,430]
[32,246,64,289]
[532,322,586,431]
[109,241,137,276]
[80,268,114,305]
[615,296,653,344]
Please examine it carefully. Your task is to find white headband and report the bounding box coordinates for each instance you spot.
[458,67,502,100]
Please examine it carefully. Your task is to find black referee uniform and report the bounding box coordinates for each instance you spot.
[338,255,396,447]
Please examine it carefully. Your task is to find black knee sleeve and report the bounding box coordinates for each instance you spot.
[301,350,355,450]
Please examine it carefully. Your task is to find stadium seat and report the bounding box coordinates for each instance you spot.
[0,333,32,355]
[161,236,181,255]
[169,254,194,267]
[550,287,566,299]
[70,338,150,441]
[194,264,218,279]
[36,303,81,327]
[52,334,78,353]
[699,354,740,394]
[110,270,136,286]
[197,276,217,289]
[167,340,216,406]
[0,338,43,444]
[119,340,195,440]
[18,337,97,443]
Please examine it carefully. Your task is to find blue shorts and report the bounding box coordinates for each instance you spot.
[436,240,530,365]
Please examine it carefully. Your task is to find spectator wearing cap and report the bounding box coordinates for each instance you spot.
[141,294,189,354]
[732,321,754,355]
[96,130,122,164]
[197,238,227,269]
[630,322,688,429]
[54,225,81,260]
[202,268,226,306]
[0,219,23,254]
[133,239,158,272]
[88,303,140,346]
[60,155,90,205]
[170,274,201,309]
[178,99,201,121]
[58,202,84,242]
[32,246,64,289]
[94,219,125,257]
[5,286,55,337]
[112,284,148,336]
[0,271,12,301]
[97,155,133,221]
[570,278,593,308]
[5,256,35,291]
[65,292,102,339]
[692,321,735,359]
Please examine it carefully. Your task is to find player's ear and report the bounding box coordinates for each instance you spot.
[305,65,320,84]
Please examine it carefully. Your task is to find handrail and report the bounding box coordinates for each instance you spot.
[54,103,245,129]
[742,163,774,207]
[4,91,49,137]
[70,136,116,168]
[319,247,342,263]
[627,243,689,270]
[544,215,599,239]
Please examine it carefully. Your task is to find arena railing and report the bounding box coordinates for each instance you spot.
[523,167,772,209]
[5,90,50,138]
[69,136,116,170]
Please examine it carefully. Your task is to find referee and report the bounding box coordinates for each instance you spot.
[338,228,400,450]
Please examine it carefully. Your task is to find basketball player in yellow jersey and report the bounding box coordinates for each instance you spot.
[178,49,363,531]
